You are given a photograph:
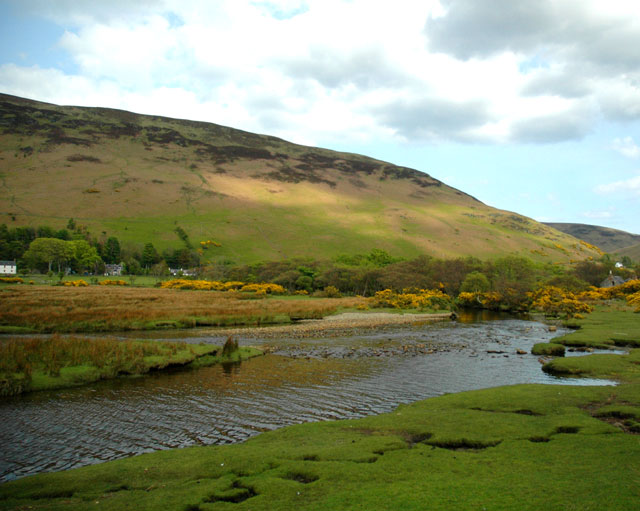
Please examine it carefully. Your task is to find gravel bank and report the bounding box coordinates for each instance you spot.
[215,312,455,339]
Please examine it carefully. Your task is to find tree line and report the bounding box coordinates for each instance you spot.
[210,252,638,304]
[1,222,637,298]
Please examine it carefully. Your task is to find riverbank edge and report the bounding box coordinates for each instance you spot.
[528,305,640,376]
[0,308,454,336]
[1,307,639,510]
[0,310,455,337]
[2,345,263,397]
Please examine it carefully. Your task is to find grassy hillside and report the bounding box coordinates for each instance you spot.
[545,222,640,255]
[616,242,640,261]
[0,93,596,264]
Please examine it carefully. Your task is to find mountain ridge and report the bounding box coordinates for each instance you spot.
[544,222,640,255]
[0,93,596,264]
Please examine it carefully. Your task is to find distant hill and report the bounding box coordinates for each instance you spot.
[0,93,597,264]
[544,223,640,255]
[616,243,640,261]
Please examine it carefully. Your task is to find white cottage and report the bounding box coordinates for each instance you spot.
[0,261,17,275]
[104,263,123,276]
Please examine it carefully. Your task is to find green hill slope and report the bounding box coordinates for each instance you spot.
[0,93,595,264]
[545,222,640,255]
[617,243,640,261]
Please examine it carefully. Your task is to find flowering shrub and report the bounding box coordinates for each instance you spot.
[160,279,286,294]
[0,277,23,284]
[552,243,568,254]
[529,286,592,318]
[371,288,452,310]
[240,283,286,294]
[627,291,640,313]
[63,280,89,287]
[456,291,503,310]
[199,240,221,249]
[604,279,640,299]
[575,288,606,301]
[222,281,246,291]
[99,279,128,286]
[574,280,640,301]
[318,286,342,298]
[579,240,604,256]
[457,291,480,307]
[160,279,220,290]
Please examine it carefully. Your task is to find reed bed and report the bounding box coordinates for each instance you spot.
[0,334,262,396]
[0,335,183,375]
[0,335,228,396]
[0,286,365,332]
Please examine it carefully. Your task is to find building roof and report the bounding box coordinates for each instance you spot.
[0,261,17,265]
[600,274,625,288]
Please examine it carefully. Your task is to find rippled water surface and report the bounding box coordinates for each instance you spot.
[0,317,615,482]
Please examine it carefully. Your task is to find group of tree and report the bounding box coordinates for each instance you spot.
[0,220,202,276]
[202,250,638,305]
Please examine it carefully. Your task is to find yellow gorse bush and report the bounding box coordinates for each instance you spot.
[529,286,593,318]
[552,243,568,254]
[160,279,224,290]
[456,291,503,309]
[579,240,604,255]
[575,288,606,301]
[370,288,452,310]
[239,283,286,294]
[627,291,640,312]
[603,279,640,299]
[199,240,221,248]
[574,280,640,301]
[63,280,89,287]
[160,279,285,294]
[0,277,23,284]
[99,279,128,286]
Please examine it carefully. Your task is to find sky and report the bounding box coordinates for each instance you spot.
[0,0,639,234]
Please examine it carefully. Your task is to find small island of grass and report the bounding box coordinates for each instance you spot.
[0,335,261,396]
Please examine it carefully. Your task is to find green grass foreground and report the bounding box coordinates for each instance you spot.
[0,336,261,396]
[554,304,640,349]
[1,308,639,510]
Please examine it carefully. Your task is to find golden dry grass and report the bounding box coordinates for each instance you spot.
[0,285,366,332]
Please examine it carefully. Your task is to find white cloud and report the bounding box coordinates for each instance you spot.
[582,210,615,220]
[611,137,640,159]
[595,175,640,197]
[2,0,640,146]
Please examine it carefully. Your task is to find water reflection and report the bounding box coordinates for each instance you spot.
[455,309,528,323]
[0,318,616,483]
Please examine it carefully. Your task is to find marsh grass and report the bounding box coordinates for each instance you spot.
[1,307,640,509]
[531,343,565,356]
[0,335,261,396]
[0,286,365,333]
[553,304,640,349]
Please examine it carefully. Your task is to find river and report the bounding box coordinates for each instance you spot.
[0,315,616,483]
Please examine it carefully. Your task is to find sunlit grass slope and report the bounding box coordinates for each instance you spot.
[0,94,597,263]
